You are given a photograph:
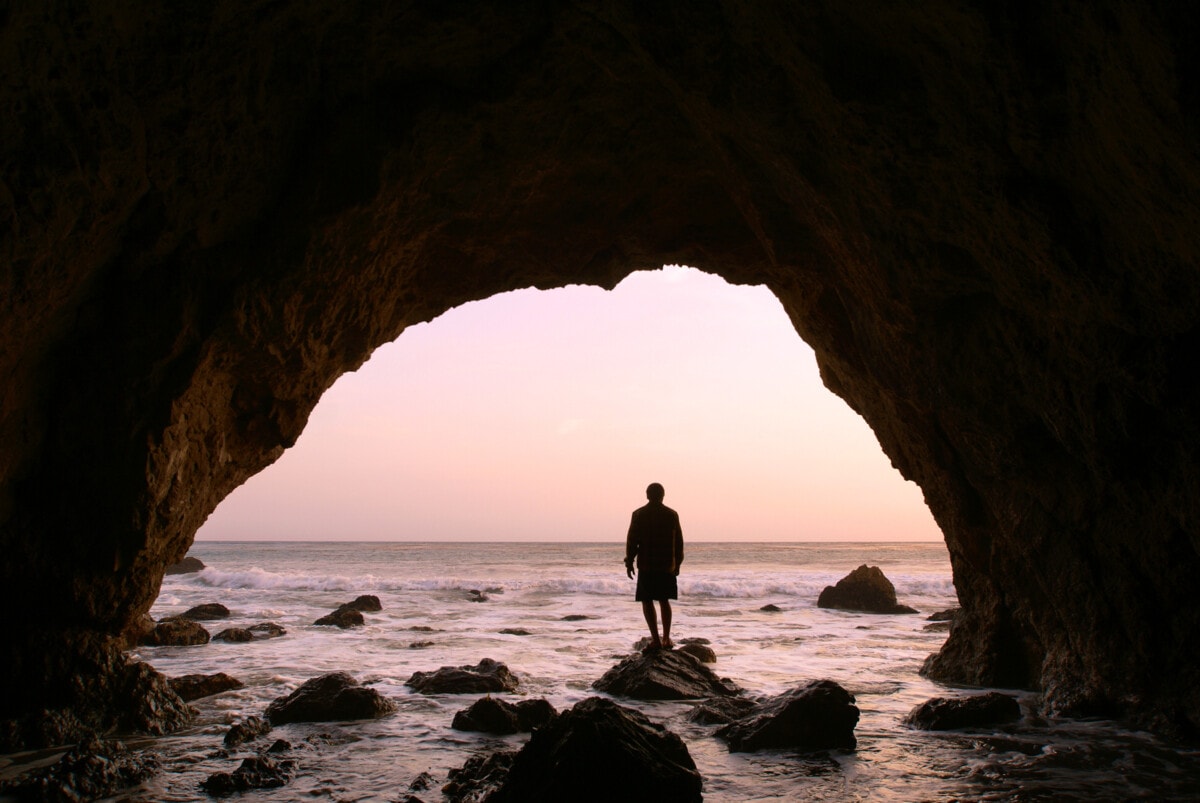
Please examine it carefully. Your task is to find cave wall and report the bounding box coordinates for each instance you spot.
[2,1,1199,743]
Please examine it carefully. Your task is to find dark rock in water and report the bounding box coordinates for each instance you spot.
[928,608,960,622]
[314,608,364,628]
[213,627,254,643]
[593,648,739,700]
[688,696,759,726]
[677,642,717,663]
[408,770,435,791]
[716,679,859,752]
[444,751,518,803]
[499,628,532,636]
[409,640,436,649]
[680,637,711,645]
[164,556,206,575]
[201,755,297,796]
[467,589,489,602]
[924,621,952,633]
[561,614,590,621]
[407,659,520,694]
[116,660,198,736]
[0,735,159,802]
[180,602,231,620]
[224,715,272,747]
[903,692,1022,731]
[409,625,436,632]
[143,618,210,646]
[265,672,396,724]
[760,603,783,612]
[121,613,158,649]
[248,622,287,638]
[484,697,703,803]
[817,565,919,614]
[452,696,557,734]
[339,594,382,612]
[169,672,244,702]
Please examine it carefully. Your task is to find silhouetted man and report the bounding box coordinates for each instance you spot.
[624,482,684,651]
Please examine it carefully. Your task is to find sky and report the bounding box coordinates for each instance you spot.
[196,266,942,543]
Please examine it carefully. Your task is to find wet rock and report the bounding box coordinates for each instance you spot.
[165,556,206,575]
[903,692,1022,731]
[121,613,158,649]
[143,618,211,646]
[760,604,783,612]
[265,672,396,724]
[200,755,297,796]
[444,751,517,803]
[452,696,557,734]
[716,679,859,752]
[224,715,272,747]
[340,594,382,612]
[248,622,287,638]
[561,614,590,621]
[676,642,717,663]
[169,672,244,702]
[409,640,436,649]
[928,608,960,622]
[180,603,231,620]
[688,696,759,726]
[0,735,159,802]
[467,589,489,602]
[313,608,364,628]
[593,648,739,700]
[409,770,435,791]
[499,628,532,636]
[407,659,520,694]
[483,697,703,802]
[817,565,919,614]
[213,627,254,643]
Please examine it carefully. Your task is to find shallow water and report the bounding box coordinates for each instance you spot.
[5,542,1199,801]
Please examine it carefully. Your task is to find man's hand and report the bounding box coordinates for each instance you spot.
[624,559,635,579]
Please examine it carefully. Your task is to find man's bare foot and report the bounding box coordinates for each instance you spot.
[662,637,674,650]
[643,638,663,652]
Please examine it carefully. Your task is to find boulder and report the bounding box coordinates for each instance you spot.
[715,679,859,752]
[903,692,1022,731]
[592,649,738,700]
[339,594,382,612]
[561,614,591,621]
[816,565,919,614]
[224,715,272,747]
[0,735,159,802]
[676,642,716,663]
[314,608,364,628]
[169,672,244,702]
[264,672,396,724]
[248,622,287,638]
[143,618,210,646]
[444,751,517,803]
[688,696,759,726]
[200,755,297,796]
[213,627,254,643]
[483,697,703,803]
[406,659,520,695]
[760,604,783,612]
[164,556,206,575]
[180,603,231,620]
[499,628,532,636]
[451,697,557,734]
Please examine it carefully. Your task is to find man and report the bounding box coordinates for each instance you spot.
[624,482,684,651]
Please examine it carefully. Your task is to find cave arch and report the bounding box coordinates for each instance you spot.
[3,3,1199,746]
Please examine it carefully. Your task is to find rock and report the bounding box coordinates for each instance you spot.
[313,608,364,628]
[928,608,960,622]
[407,659,520,695]
[561,614,590,621]
[760,604,783,612]
[341,594,382,612]
[169,672,244,702]
[903,692,1022,731]
[444,751,517,803]
[164,556,206,575]
[200,755,297,796]
[264,672,396,724]
[409,640,435,649]
[452,697,557,734]
[248,622,287,638]
[716,680,859,752]
[817,565,919,614]
[499,628,532,636]
[213,627,254,642]
[143,618,210,646]
[676,642,717,663]
[483,697,703,802]
[467,589,488,602]
[0,735,159,802]
[688,696,759,726]
[224,715,272,747]
[120,613,157,649]
[180,603,231,620]
[592,649,739,700]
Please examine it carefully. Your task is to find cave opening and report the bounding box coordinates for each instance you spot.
[195,266,940,546]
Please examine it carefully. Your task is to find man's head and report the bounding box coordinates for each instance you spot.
[646,482,665,502]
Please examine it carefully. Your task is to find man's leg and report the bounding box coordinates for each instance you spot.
[641,600,661,648]
[660,600,673,648]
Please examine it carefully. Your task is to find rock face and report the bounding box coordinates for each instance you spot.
[264,672,396,724]
[0,735,160,802]
[715,680,860,753]
[903,692,1022,731]
[3,3,1200,745]
[481,697,702,803]
[593,649,738,700]
[817,565,919,614]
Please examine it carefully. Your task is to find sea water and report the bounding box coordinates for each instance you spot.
[15,542,1200,801]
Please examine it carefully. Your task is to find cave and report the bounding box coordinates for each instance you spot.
[2,2,1199,749]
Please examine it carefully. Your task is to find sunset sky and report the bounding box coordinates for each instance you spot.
[197,266,941,543]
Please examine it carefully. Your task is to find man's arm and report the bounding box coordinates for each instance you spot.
[673,512,684,575]
[624,512,639,578]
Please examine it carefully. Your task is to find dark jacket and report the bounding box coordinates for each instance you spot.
[625,501,684,574]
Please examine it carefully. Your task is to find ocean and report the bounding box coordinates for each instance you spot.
[53,542,1200,800]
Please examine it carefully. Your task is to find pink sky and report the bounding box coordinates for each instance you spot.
[197,266,942,542]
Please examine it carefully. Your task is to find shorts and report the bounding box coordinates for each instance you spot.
[635,569,678,602]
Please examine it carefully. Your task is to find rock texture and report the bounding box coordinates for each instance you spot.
[451,696,557,734]
[593,649,738,700]
[264,672,396,724]
[903,692,1022,731]
[406,659,520,695]
[168,672,244,702]
[2,2,1200,744]
[715,680,860,753]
